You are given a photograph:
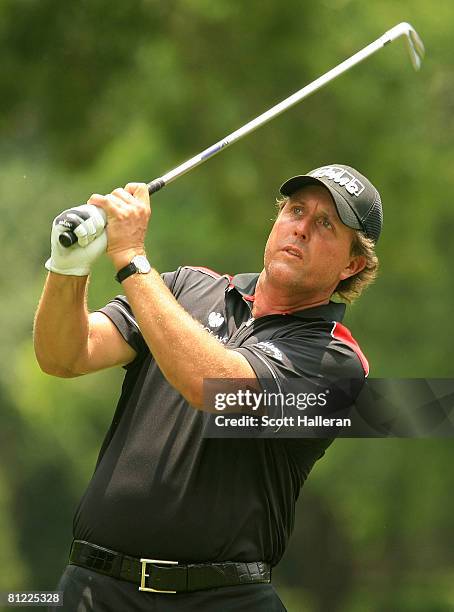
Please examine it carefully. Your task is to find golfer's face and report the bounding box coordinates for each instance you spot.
[264,184,357,295]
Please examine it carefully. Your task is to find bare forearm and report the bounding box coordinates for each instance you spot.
[86,183,255,406]
[34,273,89,376]
[119,267,254,407]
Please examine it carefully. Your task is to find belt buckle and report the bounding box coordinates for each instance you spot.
[139,558,178,593]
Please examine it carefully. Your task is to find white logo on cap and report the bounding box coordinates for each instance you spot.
[310,166,365,197]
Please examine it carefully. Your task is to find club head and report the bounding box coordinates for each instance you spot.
[387,22,425,71]
[403,23,425,71]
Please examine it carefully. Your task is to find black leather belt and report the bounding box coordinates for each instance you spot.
[69,540,271,593]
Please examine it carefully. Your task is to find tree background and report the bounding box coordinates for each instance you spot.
[1,1,453,610]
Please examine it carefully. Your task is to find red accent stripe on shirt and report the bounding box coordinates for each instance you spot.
[331,322,370,377]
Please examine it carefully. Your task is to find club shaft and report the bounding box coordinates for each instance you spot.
[60,22,423,247]
[148,22,422,195]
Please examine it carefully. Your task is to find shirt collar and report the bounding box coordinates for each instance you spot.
[230,272,346,322]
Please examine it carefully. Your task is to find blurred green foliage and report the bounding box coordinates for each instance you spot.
[1,0,454,610]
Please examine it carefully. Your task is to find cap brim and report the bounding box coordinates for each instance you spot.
[279,175,363,232]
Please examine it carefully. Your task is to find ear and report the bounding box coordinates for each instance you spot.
[339,255,366,281]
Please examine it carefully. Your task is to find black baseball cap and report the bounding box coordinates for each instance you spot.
[279,164,383,242]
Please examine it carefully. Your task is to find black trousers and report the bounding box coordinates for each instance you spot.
[50,565,287,611]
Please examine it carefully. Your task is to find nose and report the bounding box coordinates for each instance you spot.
[294,216,311,241]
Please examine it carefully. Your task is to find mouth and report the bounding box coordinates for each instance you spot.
[282,245,303,259]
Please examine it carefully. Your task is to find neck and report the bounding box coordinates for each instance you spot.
[252,270,331,318]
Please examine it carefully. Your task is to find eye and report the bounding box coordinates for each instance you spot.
[292,205,303,215]
[318,217,333,229]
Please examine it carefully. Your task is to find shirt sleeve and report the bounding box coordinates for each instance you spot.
[233,329,366,422]
[95,270,180,368]
[234,329,364,470]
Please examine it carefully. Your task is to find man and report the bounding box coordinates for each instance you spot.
[34,164,381,611]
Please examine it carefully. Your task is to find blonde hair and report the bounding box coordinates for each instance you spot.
[275,196,379,303]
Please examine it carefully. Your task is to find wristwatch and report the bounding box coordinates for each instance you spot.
[115,255,152,284]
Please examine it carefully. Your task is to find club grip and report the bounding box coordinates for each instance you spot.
[148,178,165,194]
[59,231,78,248]
[58,183,162,249]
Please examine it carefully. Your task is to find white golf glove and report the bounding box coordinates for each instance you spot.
[45,204,107,276]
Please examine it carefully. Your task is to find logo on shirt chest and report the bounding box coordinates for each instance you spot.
[202,311,228,344]
[208,312,225,329]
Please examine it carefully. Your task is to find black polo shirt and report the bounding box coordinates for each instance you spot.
[73,266,368,567]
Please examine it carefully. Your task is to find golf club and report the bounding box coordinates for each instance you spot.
[60,21,424,248]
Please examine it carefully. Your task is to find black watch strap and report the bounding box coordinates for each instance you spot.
[115,262,138,284]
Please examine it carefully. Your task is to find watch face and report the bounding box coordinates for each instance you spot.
[132,255,151,274]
